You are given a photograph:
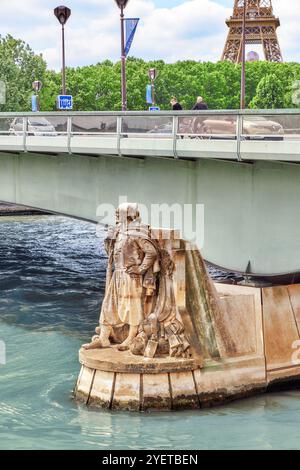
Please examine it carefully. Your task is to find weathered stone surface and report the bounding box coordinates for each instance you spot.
[79,345,199,374]
[89,370,115,409]
[169,371,199,410]
[287,285,300,331]
[74,365,84,395]
[218,295,257,356]
[185,248,227,360]
[75,366,95,404]
[263,286,300,371]
[172,248,186,309]
[194,358,266,407]
[215,283,264,359]
[142,373,172,411]
[112,373,141,411]
[267,366,300,386]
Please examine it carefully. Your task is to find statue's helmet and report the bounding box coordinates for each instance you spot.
[117,203,140,224]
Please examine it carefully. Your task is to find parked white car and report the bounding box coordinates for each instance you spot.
[9,117,57,136]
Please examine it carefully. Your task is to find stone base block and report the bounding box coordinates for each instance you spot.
[74,283,300,411]
[74,346,267,411]
[74,361,267,411]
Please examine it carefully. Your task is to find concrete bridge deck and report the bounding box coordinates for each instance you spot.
[0,109,299,161]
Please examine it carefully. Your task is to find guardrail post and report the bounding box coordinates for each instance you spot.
[173,115,179,159]
[23,116,27,153]
[117,116,122,157]
[236,112,242,162]
[67,116,72,154]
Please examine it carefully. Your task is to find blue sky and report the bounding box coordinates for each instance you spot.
[0,0,298,68]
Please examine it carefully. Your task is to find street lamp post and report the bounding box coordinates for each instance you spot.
[240,0,247,109]
[114,0,130,111]
[32,80,43,112]
[54,6,71,96]
[148,68,158,106]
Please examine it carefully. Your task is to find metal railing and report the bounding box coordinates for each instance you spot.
[0,109,299,159]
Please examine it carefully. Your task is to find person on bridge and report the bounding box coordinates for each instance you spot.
[170,97,183,111]
[192,96,208,110]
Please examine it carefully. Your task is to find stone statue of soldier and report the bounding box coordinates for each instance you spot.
[83,203,190,358]
[83,203,160,351]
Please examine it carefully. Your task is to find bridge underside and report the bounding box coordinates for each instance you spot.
[0,151,299,276]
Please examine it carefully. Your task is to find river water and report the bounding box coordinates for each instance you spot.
[1,215,300,450]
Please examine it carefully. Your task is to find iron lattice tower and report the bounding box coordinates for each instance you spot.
[222,0,283,63]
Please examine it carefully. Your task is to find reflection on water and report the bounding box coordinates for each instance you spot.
[0,215,300,450]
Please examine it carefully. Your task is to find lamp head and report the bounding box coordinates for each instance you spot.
[54,6,71,25]
[114,0,130,9]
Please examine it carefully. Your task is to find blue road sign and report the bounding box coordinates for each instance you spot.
[57,95,73,110]
[149,106,160,111]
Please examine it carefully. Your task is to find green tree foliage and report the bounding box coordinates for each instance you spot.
[1,34,300,111]
[0,35,47,111]
[41,58,298,111]
[249,73,285,109]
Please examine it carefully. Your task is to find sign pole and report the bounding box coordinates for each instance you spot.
[54,6,71,98]
[148,68,158,109]
[62,23,66,95]
[151,78,155,106]
[240,0,246,109]
[32,81,43,112]
[120,5,127,111]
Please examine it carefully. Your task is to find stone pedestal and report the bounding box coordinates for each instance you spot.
[74,281,266,411]
[75,282,300,411]
[75,347,202,411]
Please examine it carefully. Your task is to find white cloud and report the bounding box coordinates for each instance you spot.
[0,0,298,68]
[274,0,300,62]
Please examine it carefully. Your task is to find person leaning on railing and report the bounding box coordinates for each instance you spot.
[170,97,183,111]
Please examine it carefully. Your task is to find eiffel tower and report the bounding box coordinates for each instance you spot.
[221,0,283,63]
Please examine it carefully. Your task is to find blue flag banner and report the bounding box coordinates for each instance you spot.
[125,18,139,57]
[31,95,38,112]
[146,84,153,104]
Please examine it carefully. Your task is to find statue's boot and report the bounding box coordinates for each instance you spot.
[95,325,119,343]
[95,326,101,335]
[118,325,139,352]
[82,325,112,350]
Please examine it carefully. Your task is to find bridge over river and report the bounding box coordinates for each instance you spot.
[0,109,299,278]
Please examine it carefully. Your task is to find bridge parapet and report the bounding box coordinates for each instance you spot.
[0,109,299,161]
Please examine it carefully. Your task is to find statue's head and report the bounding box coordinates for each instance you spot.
[116,203,141,227]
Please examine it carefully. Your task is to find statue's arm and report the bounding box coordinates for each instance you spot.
[104,226,116,256]
[104,238,112,256]
[138,239,158,273]
[127,239,157,275]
